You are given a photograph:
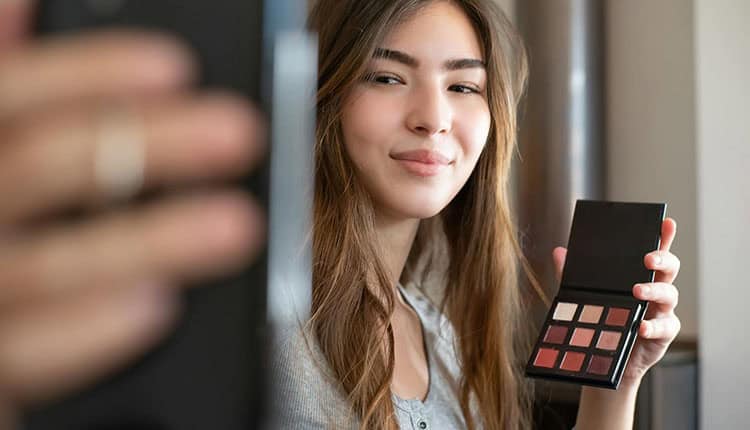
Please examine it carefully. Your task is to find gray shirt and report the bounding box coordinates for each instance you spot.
[269,282,480,429]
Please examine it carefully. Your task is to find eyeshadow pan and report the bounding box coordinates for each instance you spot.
[533,348,559,368]
[552,302,578,321]
[543,325,568,344]
[560,351,586,372]
[605,307,630,326]
[578,305,603,324]
[569,327,595,347]
[596,330,621,350]
[587,355,613,375]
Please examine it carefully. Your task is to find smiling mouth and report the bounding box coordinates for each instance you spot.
[390,149,453,177]
[390,149,453,165]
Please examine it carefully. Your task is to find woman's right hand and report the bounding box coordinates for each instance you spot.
[0,0,266,424]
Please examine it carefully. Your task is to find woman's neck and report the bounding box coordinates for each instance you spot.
[373,211,420,296]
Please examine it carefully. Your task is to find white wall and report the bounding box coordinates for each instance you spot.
[694,0,750,427]
[605,0,699,340]
[606,0,749,426]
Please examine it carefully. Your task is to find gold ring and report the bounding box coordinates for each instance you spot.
[93,105,145,203]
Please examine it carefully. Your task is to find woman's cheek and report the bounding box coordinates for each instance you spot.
[457,104,491,161]
[343,90,404,145]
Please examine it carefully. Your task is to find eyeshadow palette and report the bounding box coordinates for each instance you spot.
[526,200,666,389]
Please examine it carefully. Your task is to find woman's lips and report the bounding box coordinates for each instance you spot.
[390,149,452,177]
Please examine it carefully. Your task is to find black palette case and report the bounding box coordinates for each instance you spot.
[526,200,666,389]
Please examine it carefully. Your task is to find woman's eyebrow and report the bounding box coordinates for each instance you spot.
[373,48,485,70]
[444,58,485,71]
[373,48,418,67]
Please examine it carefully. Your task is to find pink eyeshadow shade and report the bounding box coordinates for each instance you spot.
[560,351,586,372]
[543,325,568,344]
[533,348,559,368]
[605,307,630,326]
[587,355,613,375]
[578,305,604,323]
[596,330,621,350]
[569,328,595,347]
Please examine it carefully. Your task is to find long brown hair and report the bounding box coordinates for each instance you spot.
[308,0,543,428]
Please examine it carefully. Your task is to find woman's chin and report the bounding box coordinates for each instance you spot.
[384,199,450,220]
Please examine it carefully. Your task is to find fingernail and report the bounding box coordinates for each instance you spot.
[0,0,25,10]
[0,0,30,44]
[640,284,651,298]
[140,36,196,87]
[642,321,651,337]
[195,95,262,160]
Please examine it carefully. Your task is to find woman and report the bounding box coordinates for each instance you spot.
[273,0,681,429]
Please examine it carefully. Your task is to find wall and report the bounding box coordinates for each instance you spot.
[694,0,750,427]
[605,0,698,340]
[606,0,750,426]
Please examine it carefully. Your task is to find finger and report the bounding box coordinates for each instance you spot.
[0,281,179,406]
[639,314,681,341]
[0,30,194,118]
[0,191,264,305]
[0,93,265,224]
[0,0,32,51]
[633,282,679,313]
[644,250,681,284]
[552,246,567,282]
[659,217,677,252]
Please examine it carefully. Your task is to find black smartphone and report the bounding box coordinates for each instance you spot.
[26,1,315,428]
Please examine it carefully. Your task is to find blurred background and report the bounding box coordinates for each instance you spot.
[498,0,749,429]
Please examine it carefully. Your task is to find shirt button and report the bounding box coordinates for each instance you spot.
[417,419,428,429]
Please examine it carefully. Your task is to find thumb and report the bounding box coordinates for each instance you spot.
[0,0,33,52]
[552,246,567,283]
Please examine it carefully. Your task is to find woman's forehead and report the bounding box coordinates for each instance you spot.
[380,2,484,65]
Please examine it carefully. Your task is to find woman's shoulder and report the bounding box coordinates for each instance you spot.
[267,323,358,429]
[270,323,336,392]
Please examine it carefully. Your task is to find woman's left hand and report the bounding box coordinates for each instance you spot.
[552,217,681,387]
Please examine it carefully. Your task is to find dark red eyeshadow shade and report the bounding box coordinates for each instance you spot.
[560,351,586,372]
[534,348,559,368]
[605,307,631,326]
[587,355,613,375]
[543,325,568,344]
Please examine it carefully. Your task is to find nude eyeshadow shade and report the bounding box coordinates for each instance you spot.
[553,302,578,321]
[597,331,622,350]
[526,200,666,389]
[579,305,603,323]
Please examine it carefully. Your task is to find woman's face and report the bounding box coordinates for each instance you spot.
[341,0,491,221]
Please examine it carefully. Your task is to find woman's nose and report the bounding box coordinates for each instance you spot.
[405,86,452,137]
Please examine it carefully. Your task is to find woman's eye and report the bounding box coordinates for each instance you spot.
[365,73,402,85]
[375,75,402,85]
[449,84,480,94]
